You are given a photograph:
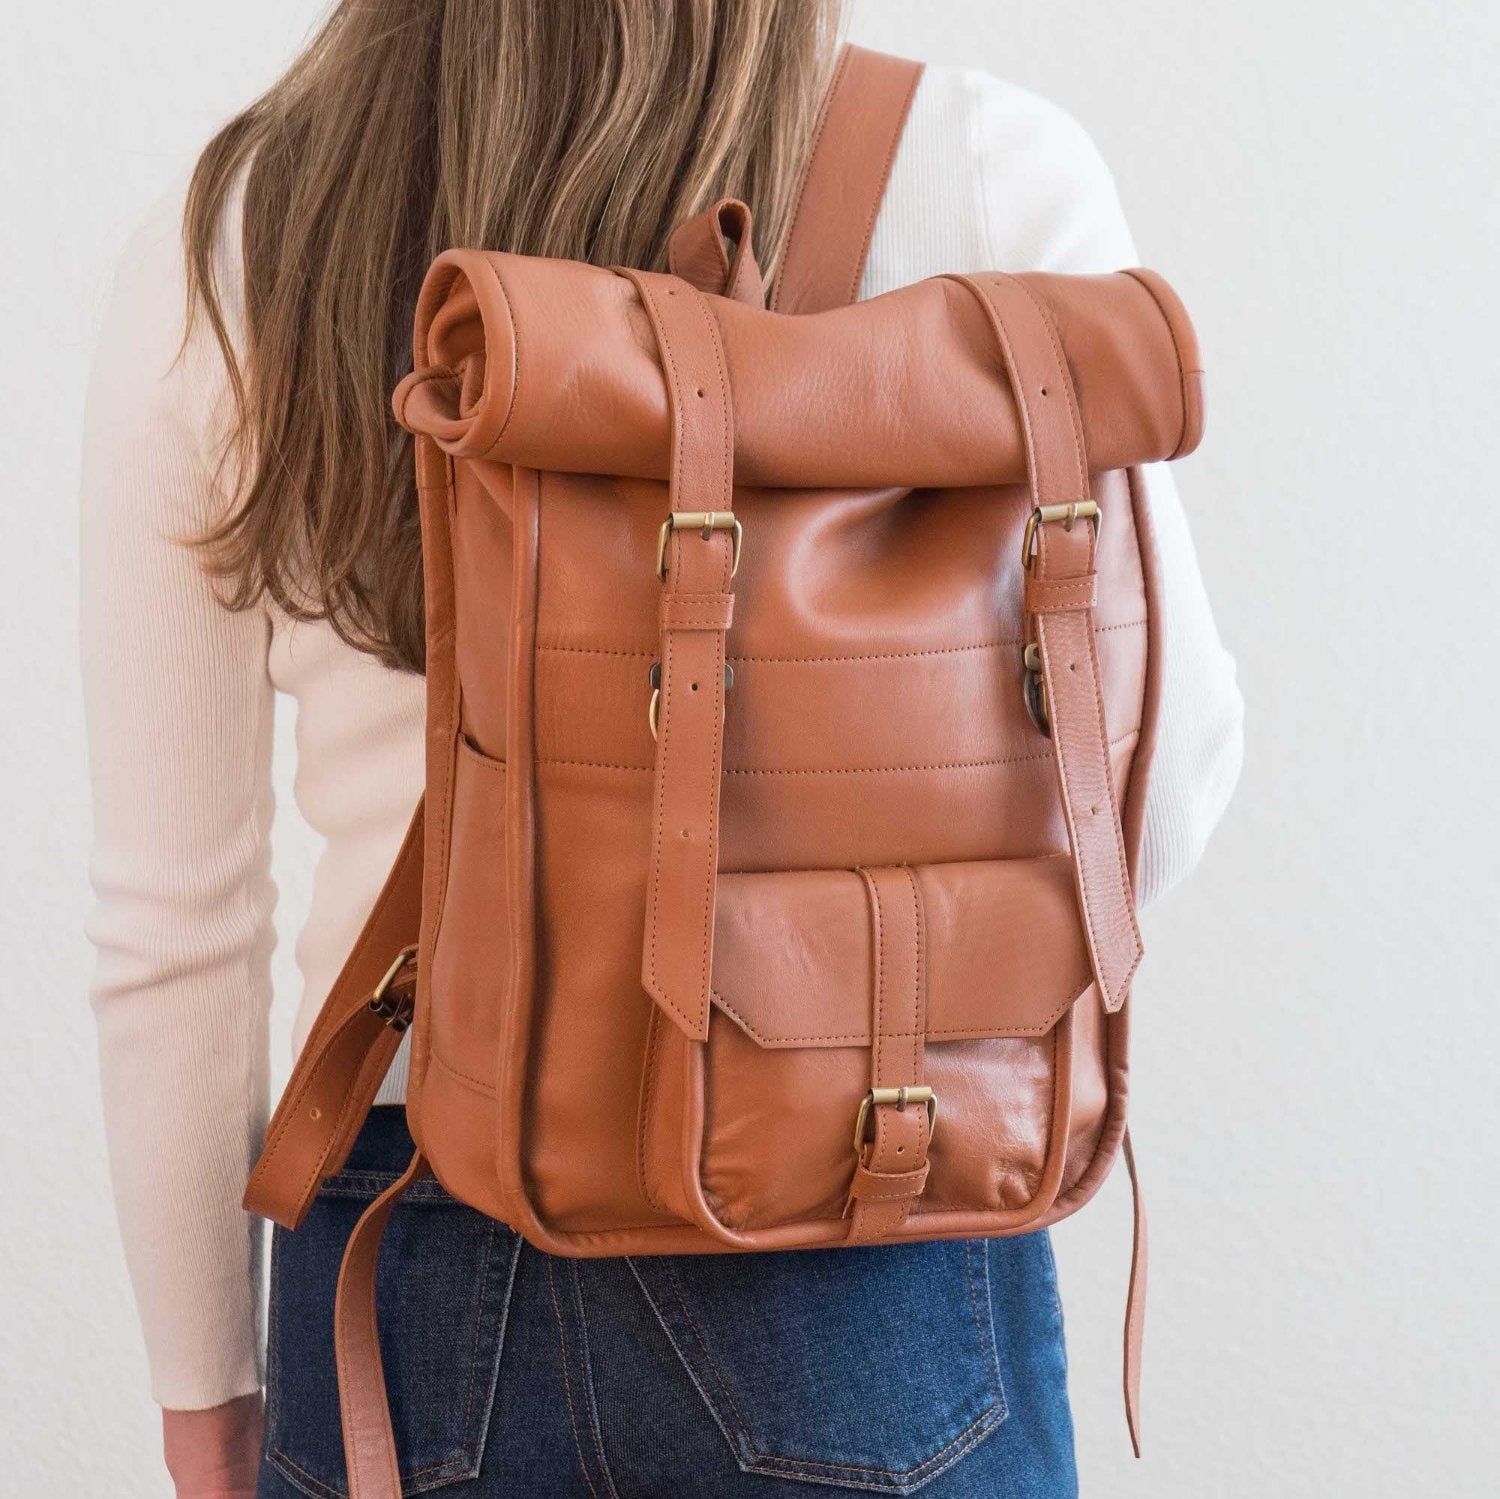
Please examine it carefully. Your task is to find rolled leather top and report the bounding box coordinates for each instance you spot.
[393,249,1203,489]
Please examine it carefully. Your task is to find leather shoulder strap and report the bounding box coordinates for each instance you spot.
[770,44,925,315]
[243,804,424,1229]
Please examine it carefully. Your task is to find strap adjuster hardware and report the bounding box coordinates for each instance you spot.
[368,946,418,1032]
[1021,500,1099,572]
[656,510,743,580]
[853,1086,937,1152]
[648,661,733,741]
[1022,641,1051,737]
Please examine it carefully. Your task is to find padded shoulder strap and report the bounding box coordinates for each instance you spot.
[770,44,925,315]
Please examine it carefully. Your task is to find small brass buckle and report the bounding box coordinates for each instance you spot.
[1022,641,1050,737]
[656,511,743,580]
[1021,500,1100,573]
[852,1086,937,1153]
[368,945,418,1032]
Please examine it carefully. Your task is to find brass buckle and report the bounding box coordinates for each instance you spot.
[852,1086,937,1152]
[1021,500,1099,573]
[368,946,418,1032]
[656,511,743,580]
[1022,641,1050,737]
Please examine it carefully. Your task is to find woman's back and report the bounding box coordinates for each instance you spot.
[82,43,1242,1466]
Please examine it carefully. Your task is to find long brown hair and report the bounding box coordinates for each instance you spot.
[185,0,838,672]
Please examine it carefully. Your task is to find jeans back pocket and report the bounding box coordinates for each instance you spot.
[265,1143,520,1498]
[628,1238,1006,1493]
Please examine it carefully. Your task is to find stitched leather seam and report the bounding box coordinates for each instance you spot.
[723,728,1139,776]
[474,260,522,462]
[851,1185,925,1202]
[535,726,1140,779]
[963,275,1039,487]
[541,757,653,773]
[852,868,887,1241]
[429,736,507,1091]
[1041,616,1117,1006]
[770,45,852,314]
[1084,605,1145,995]
[636,277,697,1040]
[536,619,1146,664]
[1012,274,1088,490]
[696,285,735,1035]
[420,456,467,1091]
[284,1029,387,1228]
[251,817,417,1215]
[708,968,1092,1043]
[840,62,924,306]
[905,866,924,1100]
[456,737,506,774]
[429,1044,497,1095]
[630,272,736,1042]
[636,1009,667,1210]
[852,1165,929,1185]
[1123,268,1193,457]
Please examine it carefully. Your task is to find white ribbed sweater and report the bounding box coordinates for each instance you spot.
[82,64,1243,1410]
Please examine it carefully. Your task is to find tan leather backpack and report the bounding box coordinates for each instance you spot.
[245,46,1204,1495]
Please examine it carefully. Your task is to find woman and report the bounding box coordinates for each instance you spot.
[82,3,1243,1495]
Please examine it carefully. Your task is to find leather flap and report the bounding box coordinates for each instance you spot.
[710,855,1093,1049]
[393,251,1202,489]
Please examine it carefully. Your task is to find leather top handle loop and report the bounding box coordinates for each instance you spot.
[668,198,767,307]
[771,45,924,315]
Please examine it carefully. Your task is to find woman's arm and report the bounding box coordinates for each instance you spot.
[81,184,274,1465]
[959,68,1245,902]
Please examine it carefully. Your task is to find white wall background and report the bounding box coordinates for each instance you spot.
[2,1,1496,1494]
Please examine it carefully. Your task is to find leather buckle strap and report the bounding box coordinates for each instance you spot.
[334,1148,432,1499]
[846,867,932,1241]
[949,272,1144,1015]
[618,269,737,1045]
[243,803,425,1230]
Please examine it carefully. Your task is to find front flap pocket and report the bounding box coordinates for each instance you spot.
[683,856,1091,1234]
[265,1134,520,1498]
[712,854,1092,1046]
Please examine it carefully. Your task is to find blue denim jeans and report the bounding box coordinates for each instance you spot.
[257,1108,1076,1498]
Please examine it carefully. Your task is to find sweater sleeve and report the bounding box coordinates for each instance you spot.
[81,184,274,1410]
[965,69,1246,904]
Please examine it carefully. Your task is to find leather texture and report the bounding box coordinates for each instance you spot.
[243,44,1204,1491]
[668,198,768,309]
[771,45,924,314]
